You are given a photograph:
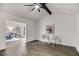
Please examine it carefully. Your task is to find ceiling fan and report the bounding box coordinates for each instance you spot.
[24,3,52,15]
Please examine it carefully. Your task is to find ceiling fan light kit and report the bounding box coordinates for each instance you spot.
[35,5,39,9]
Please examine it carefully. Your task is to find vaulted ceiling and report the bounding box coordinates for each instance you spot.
[0,3,79,20]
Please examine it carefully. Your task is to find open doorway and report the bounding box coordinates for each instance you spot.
[5,20,26,43]
[5,20,27,56]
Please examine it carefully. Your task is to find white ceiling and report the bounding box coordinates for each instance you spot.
[0,3,79,20]
[48,3,79,15]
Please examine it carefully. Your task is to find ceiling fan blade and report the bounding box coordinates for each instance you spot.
[38,8,40,12]
[24,5,35,6]
[40,3,52,15]
[33,3,38,5]
[31,7,35,11]
[40,6,44,9]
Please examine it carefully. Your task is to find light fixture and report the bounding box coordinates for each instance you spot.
[8,26,13,32]
[35,5,39,9]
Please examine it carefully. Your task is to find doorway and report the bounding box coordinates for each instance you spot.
[5,20,26,42]
[5,20,27,56]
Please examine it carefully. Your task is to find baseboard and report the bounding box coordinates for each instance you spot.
[0,48,6,54]
[26,40,38,43]
[74,46,79,52]
[0,48,6,51]
[0,47,7,51]
[38,39,74,47]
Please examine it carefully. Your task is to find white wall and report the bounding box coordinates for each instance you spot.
[74,12,79,52]
[37,14,76,47]
[0,15,6,50]
[0,11,36,50]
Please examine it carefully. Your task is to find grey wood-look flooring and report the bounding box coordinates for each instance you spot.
[0,40,79,56]
[27,40,79,56]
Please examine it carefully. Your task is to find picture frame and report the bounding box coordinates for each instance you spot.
[46,24,55,34]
